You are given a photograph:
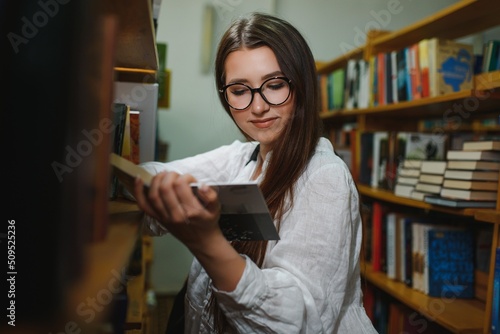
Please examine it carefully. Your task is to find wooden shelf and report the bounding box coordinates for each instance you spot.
[356,184,485,217]
[474,210,500,224]
[66,202,143,327]
[361,262,485,334]
[370,0,500,54]
[319,87,500,121]
[105,0,158,71]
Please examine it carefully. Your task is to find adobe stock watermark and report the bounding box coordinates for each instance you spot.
[405,277,472,333]
[51,117,114,183]
[339,0,410,56]
[211,0,243,21]
[7,0,72,54]
[48,268,132,334]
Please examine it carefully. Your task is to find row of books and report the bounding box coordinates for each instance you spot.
[394,140,500,208]
[319,37,481,112]
[482,40,500,74]
[362,202,489,299]
[109,103,141,199]
[359,131,448,191]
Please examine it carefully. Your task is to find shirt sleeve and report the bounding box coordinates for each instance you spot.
[212,161,365,333]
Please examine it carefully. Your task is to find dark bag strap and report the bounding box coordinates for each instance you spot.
[165,279,187,334]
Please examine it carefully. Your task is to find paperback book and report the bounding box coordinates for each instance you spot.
[109,153,279,241]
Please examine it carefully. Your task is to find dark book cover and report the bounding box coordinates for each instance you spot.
[427,228,474,298]
[403,217,413,287]
[109,103,129,199]
[359,132,374,186]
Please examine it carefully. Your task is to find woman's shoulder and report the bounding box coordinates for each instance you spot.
[302,138,355,186]
[310,138,349,169]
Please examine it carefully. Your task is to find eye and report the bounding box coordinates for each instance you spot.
[265,80,287,91]
[228,85,249,96]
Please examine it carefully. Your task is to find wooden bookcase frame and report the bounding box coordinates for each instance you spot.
[317,1,500,333]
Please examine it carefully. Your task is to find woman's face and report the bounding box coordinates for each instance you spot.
[223,46,294,152]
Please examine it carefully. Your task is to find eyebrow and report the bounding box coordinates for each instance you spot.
[226,71,284,85]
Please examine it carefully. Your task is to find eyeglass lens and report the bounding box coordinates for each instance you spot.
[225,77,290,110]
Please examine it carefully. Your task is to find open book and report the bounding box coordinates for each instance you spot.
[109,153,279,241]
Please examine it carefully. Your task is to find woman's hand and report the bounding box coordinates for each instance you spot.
[133,171,223,247]
[134,171,246,291]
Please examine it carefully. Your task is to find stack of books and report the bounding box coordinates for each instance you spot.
[394,159,421,198]
[424,140,500,208]
[412,160,447,200]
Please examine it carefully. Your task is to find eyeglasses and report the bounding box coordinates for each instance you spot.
[219,76,292,110]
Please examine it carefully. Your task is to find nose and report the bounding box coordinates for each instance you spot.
[251,90,270,113]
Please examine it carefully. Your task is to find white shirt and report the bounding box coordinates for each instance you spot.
[141,138,377,333]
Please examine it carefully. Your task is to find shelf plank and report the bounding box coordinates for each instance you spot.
[474,210,500,224]
[319,88,500,120]
[361,262,484,334]
[66,208,142,326]
[355,184,496,218]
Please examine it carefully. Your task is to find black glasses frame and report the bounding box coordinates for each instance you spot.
[219,76,292,110]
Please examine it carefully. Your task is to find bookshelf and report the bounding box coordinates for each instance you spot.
[317,1,500,333]
[3,0,160,332]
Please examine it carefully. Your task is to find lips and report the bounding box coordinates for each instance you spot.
[251,117,278,128]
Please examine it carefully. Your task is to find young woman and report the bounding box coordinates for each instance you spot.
[133,12,377,333]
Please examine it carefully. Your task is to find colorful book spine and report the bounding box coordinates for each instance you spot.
[492,247,500,334]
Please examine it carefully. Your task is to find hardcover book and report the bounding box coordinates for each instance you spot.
[462,140,500,151]
[444,169,499,181]
[427,228,474,298]
[492,247,500,334]
[109,153,279,241]
[447,160,500,171]
[440,188,498,201]
[428,38,474,96]
[446,150,500,161]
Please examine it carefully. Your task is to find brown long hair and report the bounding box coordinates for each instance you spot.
[211,13,322,332]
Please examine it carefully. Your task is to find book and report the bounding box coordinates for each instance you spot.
[420,160,447,175]
[418,173,444,185]
[397,176,419,186]
[409,43,422,100]
[492,248,500,334]
[424,195,496,208]
[385,212,397,279]
[109,103,129,199]
[411,190,431,201]
[415,182,442,194]
[371,202,385,272]
[446,150,500,161]
[371,132,389,188]
[426,228,474,298]
[418,38,430,98]
[440,188,497,201]
[129,110,141,164]
[398,168,420,178]
[444,169,499,181]
[447,160,500,171]
[428,38,474,96]
[394,183,414,198]
[442,179,498,191]
[403,132,446,161]
[109,153,279,241]
[462,140,500,151]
